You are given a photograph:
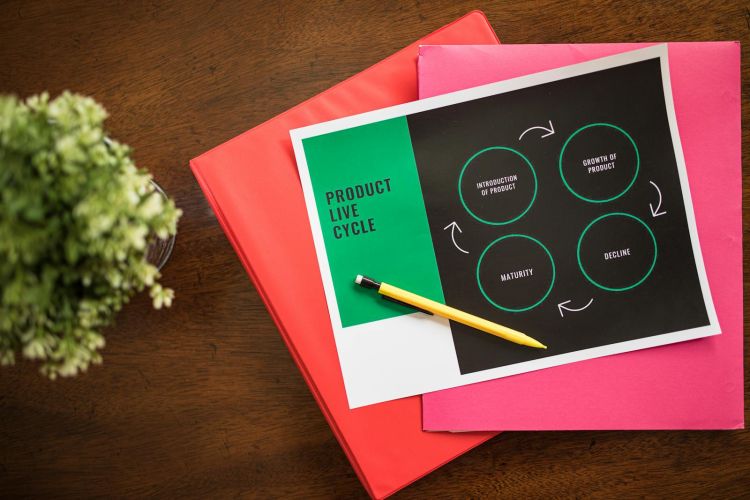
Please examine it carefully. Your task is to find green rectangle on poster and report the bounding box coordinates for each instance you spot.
[302,116,444,327]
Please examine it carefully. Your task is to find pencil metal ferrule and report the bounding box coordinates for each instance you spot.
[356,275,381,290]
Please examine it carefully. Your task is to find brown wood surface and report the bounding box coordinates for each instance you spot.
[0,1,748,498]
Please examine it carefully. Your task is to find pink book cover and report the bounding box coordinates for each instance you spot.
[418,43,743,431]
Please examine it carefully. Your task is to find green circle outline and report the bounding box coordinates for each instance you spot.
[558,123,640,203]
[576,212,657,292]
[476,234,555,312]
[458,146,538,225]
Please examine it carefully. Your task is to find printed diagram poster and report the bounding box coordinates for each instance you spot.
[291,45,719,408]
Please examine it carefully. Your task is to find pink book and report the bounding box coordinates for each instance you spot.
[418,43,743,431]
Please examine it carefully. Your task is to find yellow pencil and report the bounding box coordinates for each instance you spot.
[354,275,546,349]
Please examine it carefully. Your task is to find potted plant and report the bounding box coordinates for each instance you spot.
[0,92,181,378]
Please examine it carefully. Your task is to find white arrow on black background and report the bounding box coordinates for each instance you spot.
[558,298,594,317]
[649,180,667,217]
[443,221,469,254]
[519,120,555,141]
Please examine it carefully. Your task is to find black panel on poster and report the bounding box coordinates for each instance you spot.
[406,58,709,375]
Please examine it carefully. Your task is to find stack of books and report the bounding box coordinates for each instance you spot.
[191,11,742,498]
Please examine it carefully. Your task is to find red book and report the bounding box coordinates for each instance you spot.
[190,12,499,498]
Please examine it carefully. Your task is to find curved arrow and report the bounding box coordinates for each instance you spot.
[649,181,667,217]
[558,298,594,317]
[443,221,469,254]
[519,120,555,141]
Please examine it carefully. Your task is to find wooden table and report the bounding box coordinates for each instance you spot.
[1,1,747,497]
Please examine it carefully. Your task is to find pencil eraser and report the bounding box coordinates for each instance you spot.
[354,274,363,285]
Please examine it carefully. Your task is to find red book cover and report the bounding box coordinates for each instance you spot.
[190,12,499,498]
[418,43,743,432]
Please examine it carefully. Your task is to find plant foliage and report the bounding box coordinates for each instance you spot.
[0,92,181,378]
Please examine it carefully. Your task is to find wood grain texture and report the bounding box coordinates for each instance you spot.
[0,1,747,498]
